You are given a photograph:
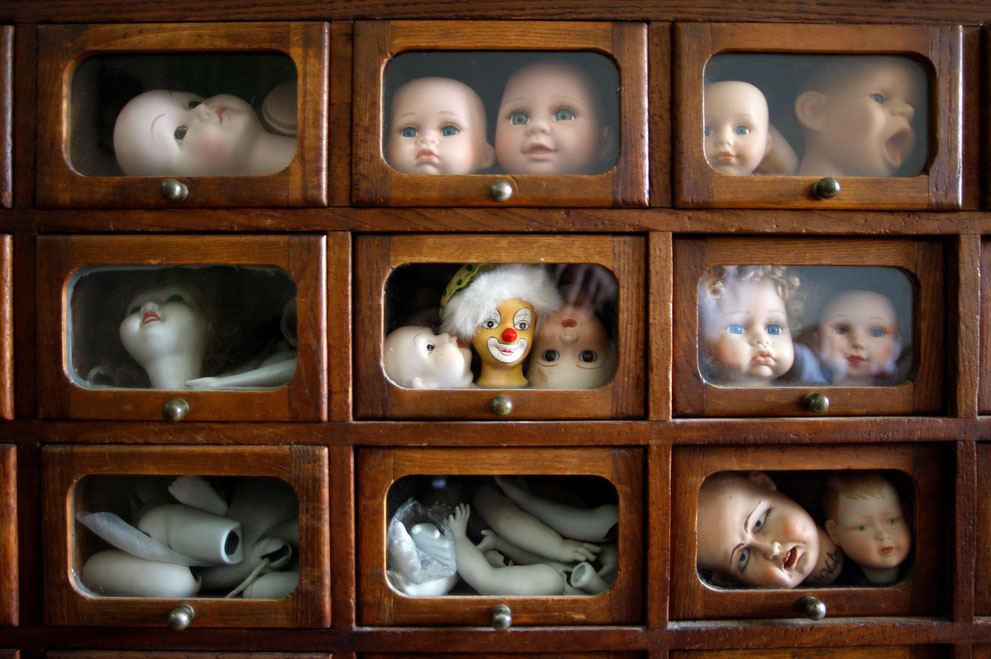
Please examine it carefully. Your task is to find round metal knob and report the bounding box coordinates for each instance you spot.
[490,180,514,202]
[810,176,841,200]
[800,595,826,621]
[160,178,189,202]
[167,603,195,630]
[491,603,512,630]
[803,392,830,414]
[162,397,190,422]
[491,395,513,417]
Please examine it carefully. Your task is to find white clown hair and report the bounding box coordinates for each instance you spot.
[440,264,563,342]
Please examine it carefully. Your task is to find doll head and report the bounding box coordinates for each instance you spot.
[526,305,616,389]
[815,289,900,385]
[113,89,295,177]
[703,81,772,176]
[697,471,825,589]
[494,59,613,175]
[795,56,923,177]
[823,471,911,584]
[383,325,473,389]
[439,264,562,388]
[698,266,799,385]
[386,77,495,175]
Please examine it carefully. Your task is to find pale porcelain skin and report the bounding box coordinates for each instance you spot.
[472,298,535,388]
[816,290,900,385]
[382,325,473,389]
[136,503,244,566]
[697,472,842,589]
[526,305,616,389]
[796,57,921,177]
[703,81,772,176]
[81,549,200,598]
[825,479,911,584]
[495,61,610,175]
[387,77,495,174]
[494,475,617,543]
[114,90,296,177]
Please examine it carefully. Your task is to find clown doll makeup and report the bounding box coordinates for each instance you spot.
[816,290,900,385]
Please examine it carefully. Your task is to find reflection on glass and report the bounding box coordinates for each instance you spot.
[383,263,618,390]
[696,469,913,590]
[68,265,298,390]
[74,475,299,599]
[702,54,930,177]
[387,475,618,597]
[384,51,620,176]
[697,265,914,387]
[69,54,297,177]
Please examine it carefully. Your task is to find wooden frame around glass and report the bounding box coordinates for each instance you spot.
[0,446,17,627]
[975,443,991,615]
[0,26,10,209]
[35,234,333,422]
[671,236,945,417]
[1,235,10,420]
[356,446,643,627]
[354,233,646,420]
[35,22,328,208]
[42,444,331,628]
[671,444,945,621]
[673,23,963,210]
[351,20,648,207]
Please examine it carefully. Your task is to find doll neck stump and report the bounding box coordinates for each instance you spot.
[859,564,901,584]
[140,353,204,390]
[476,363,528,389]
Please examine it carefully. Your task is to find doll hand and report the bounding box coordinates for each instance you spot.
[561,539,600,562]
[447,503,470,537]
[476,529,497,552]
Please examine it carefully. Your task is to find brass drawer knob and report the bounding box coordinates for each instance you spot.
[490,180,514,202]
[800,595,826,620]
[803,392,830,414]
[491,395,513,417]
[491,603,512,630]
[167,603,195,630]
[162,397,190,422]
[161,178,189,202]
[810,176,841,200]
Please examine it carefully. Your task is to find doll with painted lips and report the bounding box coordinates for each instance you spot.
[815,289,900,385]
[702,81,773,176]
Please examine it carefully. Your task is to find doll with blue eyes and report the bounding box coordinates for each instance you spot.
[703,81,773,176]
[795,56,923,177]
[386,77,495,175]
[815,290,901,385]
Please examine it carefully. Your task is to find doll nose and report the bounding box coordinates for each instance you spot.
[892,100,915,122]
[417,132,438,145]
[501,327,518,343]
[527,118,550,134]
[141,300,160,312]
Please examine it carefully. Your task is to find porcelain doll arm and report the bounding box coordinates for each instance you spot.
[754,124,799,175]
[478,529,572,573]
[494,476,618,542]
[185,355,297,390]
[471,483,599,563]
[447,504,566,596]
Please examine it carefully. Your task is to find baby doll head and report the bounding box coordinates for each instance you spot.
[383,325,473,389]
[494,59,614,175]
[526,305,616,389]
[386,77,495,175]
[703,80,771,176]
[823,471,911,584]
[698,265,799,385]
[815,289,900,385]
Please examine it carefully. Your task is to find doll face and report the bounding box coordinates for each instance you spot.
[114,90,266,177]
[527,305,616,389]
[817,290,899,384]
[471,298,535,367]
[702,279,794,383]
[826,481,911,572]
[697,472,821,589]
[119,284,209,367]
[382,325,472,389]
[495,62,606,175]
[703,81,771,176]
[387,78,494,175]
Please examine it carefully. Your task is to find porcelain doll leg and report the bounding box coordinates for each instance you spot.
[494,476,618,542]
[168,475,229,516]
[241,570,300,599]
[478,529,572,574]
[77,511,208,566]
[81,549,201,598]
[569,561,611,594]
[199,537,293,592]
[137,503,244,565]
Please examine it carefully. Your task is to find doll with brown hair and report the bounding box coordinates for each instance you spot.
[815,289,901,385]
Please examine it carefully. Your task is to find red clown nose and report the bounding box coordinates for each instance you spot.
[501,327,518,343]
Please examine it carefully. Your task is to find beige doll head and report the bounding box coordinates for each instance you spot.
[526,305,616,389]
[823,471,911,584]
[795,56,923,177]
[386,77,495,175]
[494,59,613,175]
[703,81,772,176]
[815,289,900,385]
[382,325,473,389]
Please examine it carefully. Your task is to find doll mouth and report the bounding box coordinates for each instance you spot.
[714,151,736,163]
[416,149,439,161]
[142,311,161,325]
[523,143,554,157]
[783,546,798,569]
[752,351,774,365]
[884,127,913,168]
[214,107,228,123]
[487,337,528,363]
[847,355,866,364]
[880,546,895,555]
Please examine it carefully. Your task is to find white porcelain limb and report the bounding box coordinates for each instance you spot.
[568,561,611,594]
[198,537,292,591]
[76,511,205,566]
[477,529,571,574]
[168,476,229,516]
[494,476,618,542]
[80,549,201,598]
[185,354,297,390]
[387,570,459,597]
[241,570,300,599]
[137,504,244,565]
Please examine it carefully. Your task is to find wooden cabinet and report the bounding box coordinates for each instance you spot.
[0,446,15,627]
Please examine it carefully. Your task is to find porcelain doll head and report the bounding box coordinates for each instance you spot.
[494,59,613,175]
[382,325,473,389]
[698,266,799,385]
[703,81,772,176]
[816,290,900,385]
[439,264,562,388]
[386,77,495,175]
[823,471,911,584]
[113,89,296,177]
[795,56,923,177]
[526,305,616,389]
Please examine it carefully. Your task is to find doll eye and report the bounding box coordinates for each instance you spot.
[857,524,867,531]
[516,321,529,330]
[554,108,575,121]
[766,324,783,336]
[734,125,751,136]
[174,125,188,144]
[703,126,713,136]
[869,327,886,338]
[441,125,459,137]
[188,98,202,109]
[400,126,418,138]
[832,324,849,335]
[425,343,435,352]
[482,320,497,329]
[886,517,899,525]
[579,350,597,363]
[165,293,184,303]
[752,508,768,532]
[510,111,529,125]
[542,350,559,362]
[727,323,744,335]
[871,93,885,104]
[737,547,750,573]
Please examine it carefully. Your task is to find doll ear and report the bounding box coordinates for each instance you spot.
[795,90,827,132]
[747,470,777,491]
[824,518,840,545]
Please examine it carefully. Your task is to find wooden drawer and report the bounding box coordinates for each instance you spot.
[975,443,991,615]
[42,444,331,628]
[357,447,643,627]
[351,20,648,207]
[672,648,945,658]
[46,654,331,658]
[0,446,16,627]
[672,236,945,417]
[0,235,10,420]
[36,234,337,422]
[35,22,328,208]
[673,23,964,210]
[0,26,9,209]
[979,238,991,414]
[671,444,945,620]
[354,234,645,419]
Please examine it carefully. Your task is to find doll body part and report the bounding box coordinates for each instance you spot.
[526,305,616,389]
[382,325,473,389]
[494,476,617,543]
[703,81,772,176]
[815,290,900,385]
